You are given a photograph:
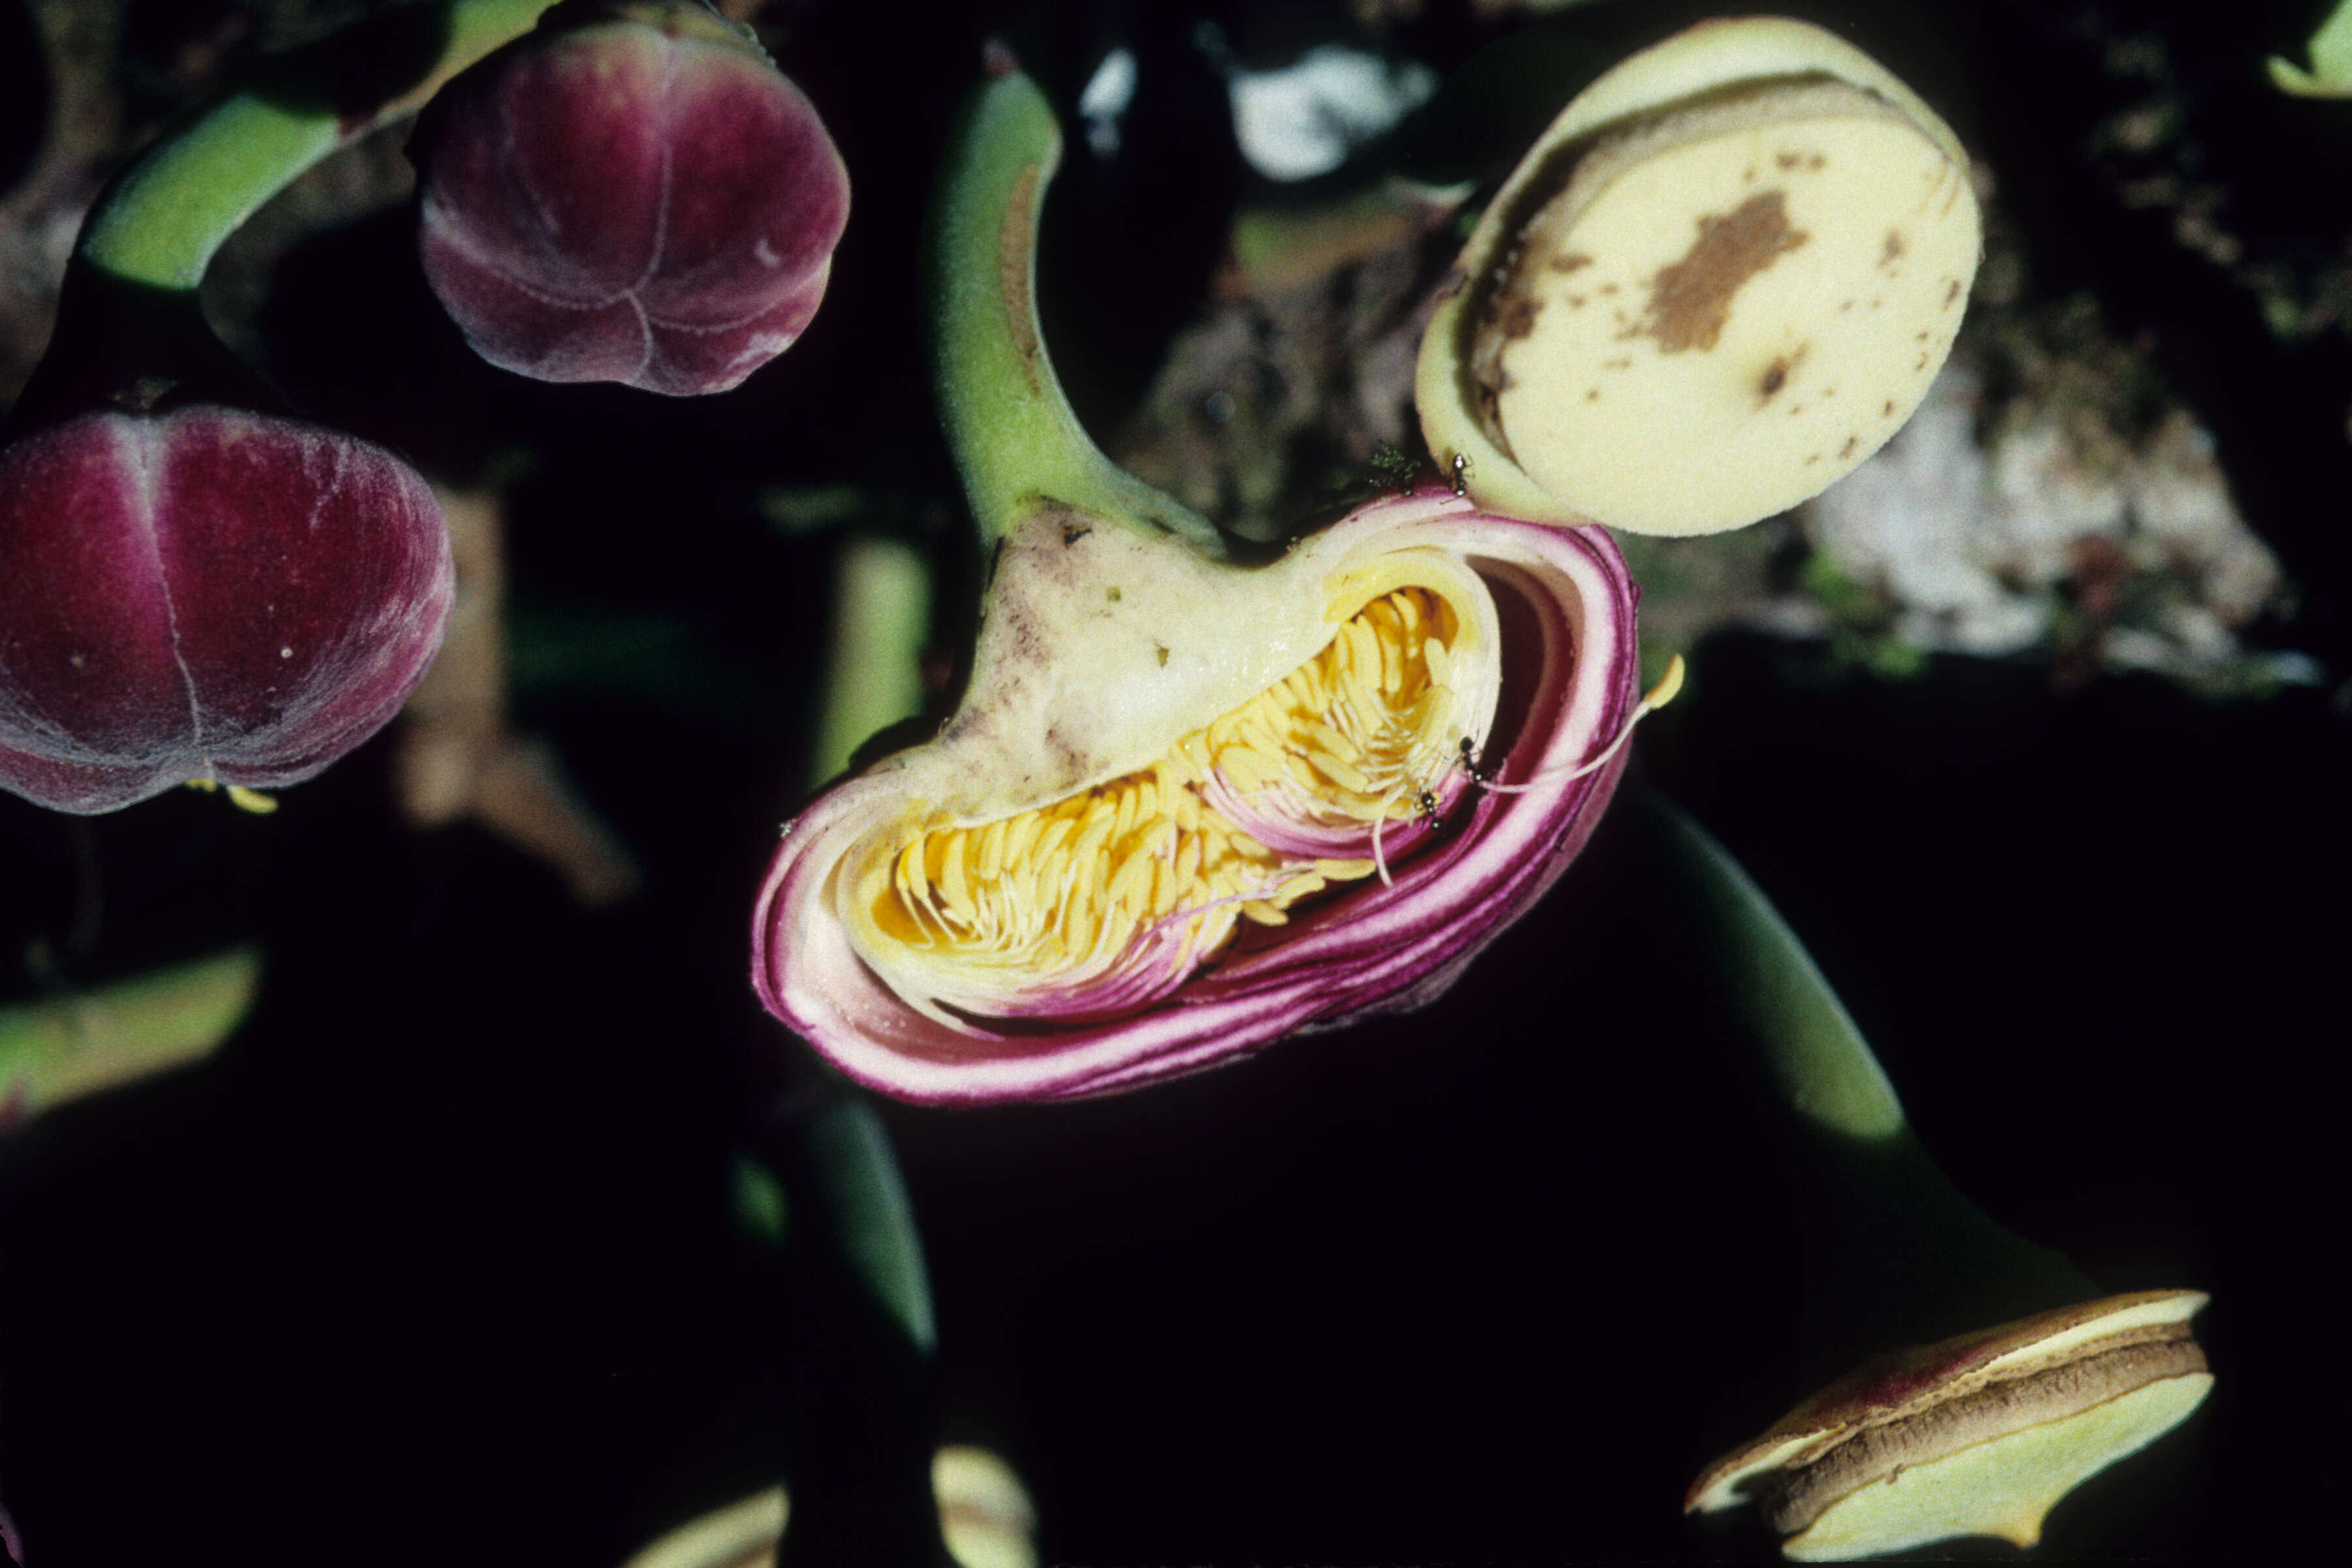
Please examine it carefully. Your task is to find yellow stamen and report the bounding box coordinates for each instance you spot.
[1646,652,1688,710]
[848,585,1496,1009]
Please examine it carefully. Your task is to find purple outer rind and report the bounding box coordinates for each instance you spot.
[751,492,1639,1105]
[0,408,454,815]
[416,17,849,397]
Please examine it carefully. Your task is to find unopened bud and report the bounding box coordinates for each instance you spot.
[0,408,453,813]
[416,0,849,395]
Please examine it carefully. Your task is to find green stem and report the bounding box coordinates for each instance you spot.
[808,537,933,792]
[8,1,556,428]
[1644,795,2093,1367]
[84,0,558,292]
[922,59,1221,556]
[755,1093,949,1567]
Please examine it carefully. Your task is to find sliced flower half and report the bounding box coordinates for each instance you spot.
[753,487,1636,1103]
[1417,16,1980,537]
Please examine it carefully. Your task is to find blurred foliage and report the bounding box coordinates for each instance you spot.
[0,945,259,1128]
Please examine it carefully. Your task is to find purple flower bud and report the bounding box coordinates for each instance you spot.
[753,490,1641,1105]
[0,408,454,814]
[416,3,849,396]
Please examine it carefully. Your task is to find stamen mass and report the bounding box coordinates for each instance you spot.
[846,587,1484,1015]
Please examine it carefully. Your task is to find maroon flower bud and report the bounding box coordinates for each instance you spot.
[0,408,454,814]
[415,1,850,396]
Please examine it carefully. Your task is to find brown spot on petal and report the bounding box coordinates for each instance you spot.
[1642,191,1808,353]
[1549,252,1592,273]
[1496,295,1542,340]
[1881,229,1906,267]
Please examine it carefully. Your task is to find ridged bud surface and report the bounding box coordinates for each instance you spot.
[417,7,849,395]
[0,408,453,813]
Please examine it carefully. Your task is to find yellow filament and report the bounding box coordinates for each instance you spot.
[853,588,1475,997]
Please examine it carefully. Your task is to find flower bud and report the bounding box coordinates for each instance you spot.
[415,0,849,396]
[0,408,453,814]
[753,488,1639,1104]
[1418,18,1980,536]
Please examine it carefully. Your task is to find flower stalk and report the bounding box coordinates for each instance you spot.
[82,0,559,294]
[923,58,1222,556]
[807,536,934,791]
[13,0,559,427]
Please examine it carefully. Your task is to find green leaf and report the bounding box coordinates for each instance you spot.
[801,1099,937,1357]
[730,1149,791,1249]
[1647,802,1904,1141]
[0,947,262,1127]
[1644,794,2094,1343]
[2268,0,2352,97]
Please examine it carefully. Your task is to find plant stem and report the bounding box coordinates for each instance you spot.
[1643,794,2094,1373]
[922,57,1221,556]
[808,537,932,791]
[752,1092,949,1567]
[84,0,558,292]
[9,0,557,428]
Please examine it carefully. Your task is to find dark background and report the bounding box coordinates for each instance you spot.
[1,0,2345,1562]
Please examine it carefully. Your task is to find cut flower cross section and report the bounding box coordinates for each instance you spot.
[754,489,1637,1103]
